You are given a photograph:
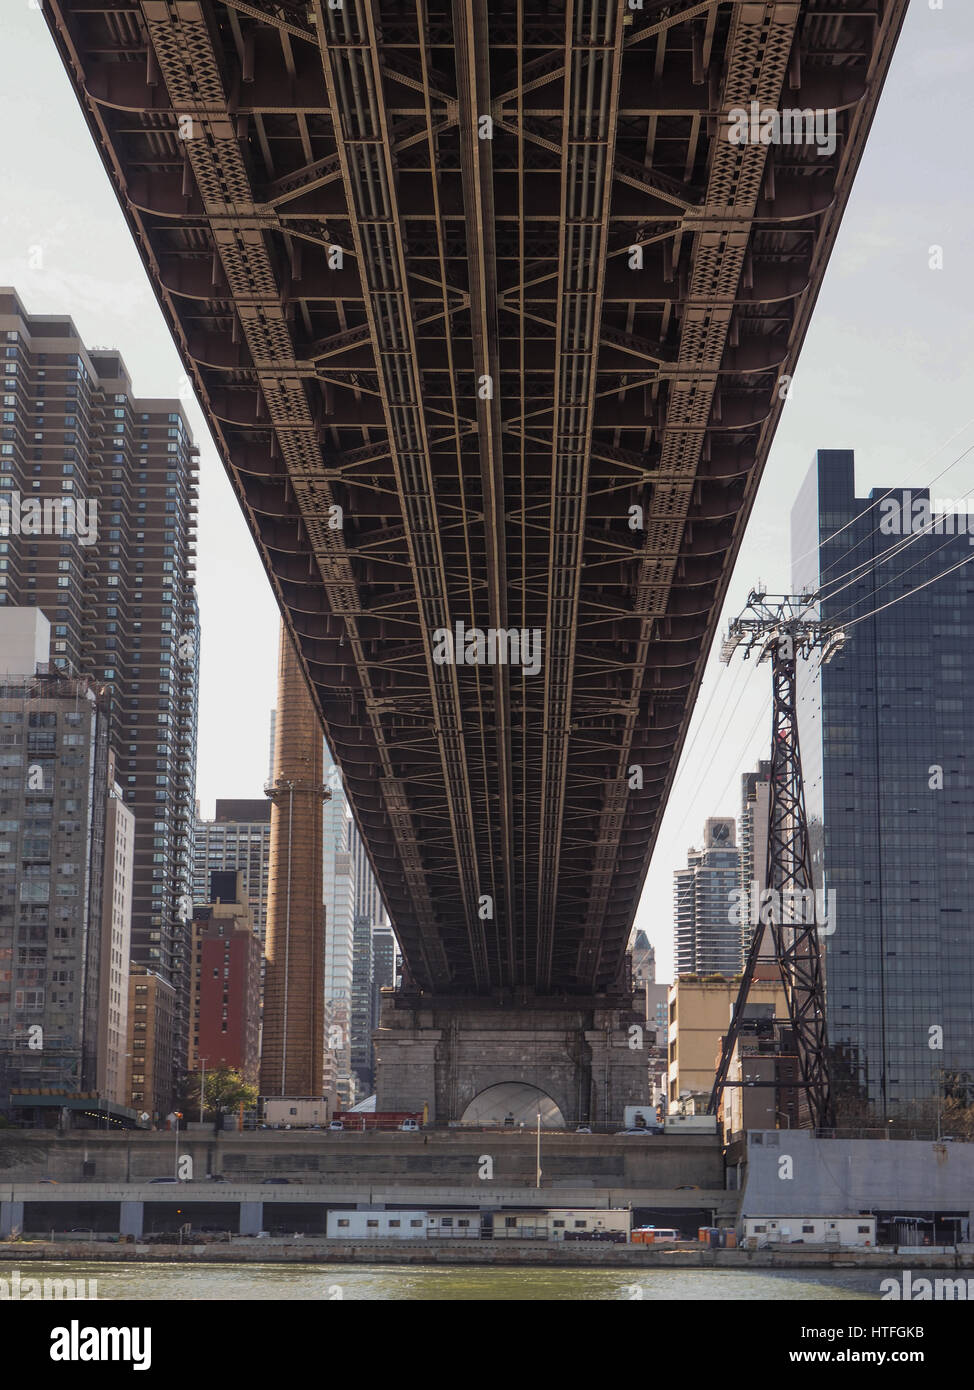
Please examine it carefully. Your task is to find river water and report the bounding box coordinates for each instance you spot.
[0,1261,895,1300]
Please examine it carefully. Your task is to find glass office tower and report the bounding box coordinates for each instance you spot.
[792,449,974,1117]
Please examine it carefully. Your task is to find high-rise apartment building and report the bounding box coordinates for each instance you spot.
[324,876,354,1106]
[349,913,373,1091]
[0,618,115,1115]
[348,795,388,1094]
[0,290,200,1112]
[97,755,135,1106]
[321,739,356,1106]
[370,923,398,1071]
[193,800,271,944]
[323,755,391,1104]
[739,760,771,960]
[792,449,974,1115]
[322,760,355,1016]
[351,825,385,935]
[126,962,175,1123]
[267,709,276,782]
[673,817,742,976]
[371,925,397,1031]
[0,611,135,1118]
[189,870,261,1084]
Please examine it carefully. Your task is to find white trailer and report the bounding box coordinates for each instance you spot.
[493,1209,630,1242]
[263,1097,328,1128]
[664,1114,718,1135]
[327,1211,428,1240]
[743,1216,876,1248]
[425,1211,481,1238]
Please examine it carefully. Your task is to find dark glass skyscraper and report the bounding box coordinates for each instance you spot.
[792,449,974,1117]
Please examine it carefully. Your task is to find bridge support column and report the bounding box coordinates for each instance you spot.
[239,1202,263,1236]
[374,993,647,1125]
[1,1201,24,1238]
[119,1202,143,1238]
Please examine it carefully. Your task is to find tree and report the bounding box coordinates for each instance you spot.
[178,1067,257,1119]
[205,1068,257,1113]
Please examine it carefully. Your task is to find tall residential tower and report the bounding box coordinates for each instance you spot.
[673,817,742,977]
[0,291,199,1109]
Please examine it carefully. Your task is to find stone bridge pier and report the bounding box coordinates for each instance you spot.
[373,991,649,1126]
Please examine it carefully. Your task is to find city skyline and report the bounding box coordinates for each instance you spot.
[0,0,969,1322]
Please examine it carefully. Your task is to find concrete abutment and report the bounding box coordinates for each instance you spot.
[373,993,649,1124]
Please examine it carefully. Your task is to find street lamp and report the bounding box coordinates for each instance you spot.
[173,1111,183,1176]
[199,1058,208,1125]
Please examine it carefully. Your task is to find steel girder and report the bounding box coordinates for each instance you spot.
[45,0,908,996]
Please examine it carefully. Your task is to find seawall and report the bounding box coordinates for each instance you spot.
[1,1239,971,1270]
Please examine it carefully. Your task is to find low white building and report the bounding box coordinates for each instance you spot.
[326,1211,428,1240]
[264,1097,328,1128]
[492,1209,630,1241]
[664,1114,718,1135]
[424,1212,481,1238]
[743,1215,876,1248]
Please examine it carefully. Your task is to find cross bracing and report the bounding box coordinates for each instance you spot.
[46,0,907,994]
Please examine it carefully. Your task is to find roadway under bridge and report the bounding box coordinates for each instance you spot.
[44,3,906,1053]
[0,1128,731,1236]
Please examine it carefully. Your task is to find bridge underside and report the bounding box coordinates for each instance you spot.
[47,0,906,995]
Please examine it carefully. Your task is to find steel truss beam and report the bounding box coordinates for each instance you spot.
[44,0,908,997]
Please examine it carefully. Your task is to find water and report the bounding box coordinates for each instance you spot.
[0,1261,894,1300]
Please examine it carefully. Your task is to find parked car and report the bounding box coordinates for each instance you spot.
[399,1118,420,1132]
[206,1174,228,1182]
[261,1177,291,1185]
[149,1177,181,1183]
[616,1126,664,1135]
[328,1120,344,1131]
[575,1126,592,1134]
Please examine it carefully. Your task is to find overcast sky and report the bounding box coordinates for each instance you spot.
[1,1,971,980]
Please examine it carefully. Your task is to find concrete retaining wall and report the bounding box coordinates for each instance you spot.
[0,1129,724,1190]
[739,1131,974,1226]
[0,1239,970,1269]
